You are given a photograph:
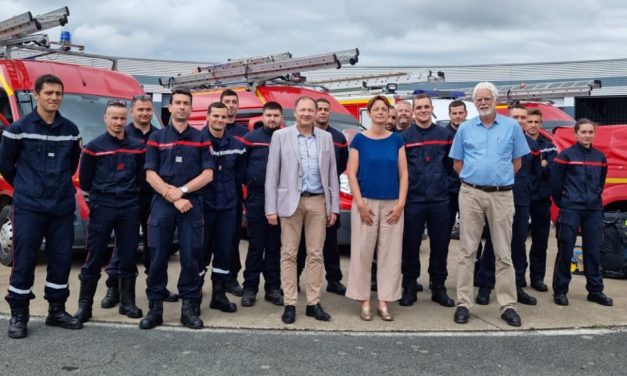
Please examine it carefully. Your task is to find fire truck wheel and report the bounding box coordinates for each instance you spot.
[0,205,13,266]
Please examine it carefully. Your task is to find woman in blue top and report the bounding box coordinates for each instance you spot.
[345,95,408,321]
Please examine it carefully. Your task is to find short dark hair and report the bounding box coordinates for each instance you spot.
[508,103,527,112]
[315,98,330,107]
[131,94,152,107]
[294,96,317,109]
[574,118,596,132]
[34,74,64,94]
[207,101,227,114]
[367,95,391,112]
[527,109,543,119]
[220,89,238,101]
[412,93,432,107]
[105,99,127,110]
[263,101,283,113]
[449,100,466,111]
[170,88,192,104]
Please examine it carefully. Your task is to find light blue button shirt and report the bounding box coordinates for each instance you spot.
[297,131,323,193]
[449,114,530,186]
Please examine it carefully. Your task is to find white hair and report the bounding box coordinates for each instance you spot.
[472,82,499,101]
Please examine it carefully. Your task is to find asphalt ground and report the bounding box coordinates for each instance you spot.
[0,228,626,332]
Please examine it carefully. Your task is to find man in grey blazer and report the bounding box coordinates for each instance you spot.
[265,96,340,324]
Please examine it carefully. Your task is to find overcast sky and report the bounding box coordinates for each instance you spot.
[3,0,627,66]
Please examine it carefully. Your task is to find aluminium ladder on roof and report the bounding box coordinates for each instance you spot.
[159,48,360,90]
[459,80,602,101]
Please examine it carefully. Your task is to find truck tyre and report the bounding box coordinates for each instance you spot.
[0,205,13,266]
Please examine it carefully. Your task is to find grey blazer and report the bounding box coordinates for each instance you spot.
[265,126,340,217]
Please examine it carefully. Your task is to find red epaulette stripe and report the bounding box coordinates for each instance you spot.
[146,140,212,148]
[554,157,607,167]
[83,148,146,157]
[405,140,453,148]
[240,138,270,147]
[334,142,348,148]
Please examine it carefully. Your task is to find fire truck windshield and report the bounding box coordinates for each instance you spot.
[15,91,162,144]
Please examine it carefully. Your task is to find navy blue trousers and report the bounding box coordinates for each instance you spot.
[553,208,604,294]
[202,207,237,282]
[402,201,450,287]
[477,205,529,289]
[6,208,74,305]
[105,193,151,286]
[243,192,281,293]
[228,192,243,281]
[529,198,551,282]
[146,196,203,301]
[80,203,139,282]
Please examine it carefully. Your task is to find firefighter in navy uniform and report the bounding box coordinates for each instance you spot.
[297,98,349,295]
[0,74,82,339]
[73,101,145,323]
[240,102,284,307]
[400,94,455,308]
[220,89,248,297]
[140,89,214,330]
[475,105,541,306]
[525,109,557,292]
[199,102,246,314]
[444,100,468,239]
[551,118,613,307]
[101,95,179,310]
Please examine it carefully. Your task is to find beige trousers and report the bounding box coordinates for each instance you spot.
[279,195,327,306]
[346,198,403,302]
[456,184,517,312]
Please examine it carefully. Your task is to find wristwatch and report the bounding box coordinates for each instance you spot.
[179,185,189,194]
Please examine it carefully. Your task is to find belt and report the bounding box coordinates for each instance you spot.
[301,191,324,197]
[462,181,513,192]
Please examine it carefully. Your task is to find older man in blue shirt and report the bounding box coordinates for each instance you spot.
[449,82,530,327]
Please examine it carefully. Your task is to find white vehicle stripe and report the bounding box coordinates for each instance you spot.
[3,131,80,142]
[45,281,69,289]
[8,285,32,295]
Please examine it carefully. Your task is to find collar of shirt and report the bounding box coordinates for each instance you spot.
[32,108,64,129]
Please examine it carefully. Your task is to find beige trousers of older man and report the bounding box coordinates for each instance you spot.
[456,184,517,312]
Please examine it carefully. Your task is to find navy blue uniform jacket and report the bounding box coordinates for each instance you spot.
[550,143,607,211]
[403,123,453,204]
[201,130,246,210]
[79,132,146,208]
[0,109,80,214]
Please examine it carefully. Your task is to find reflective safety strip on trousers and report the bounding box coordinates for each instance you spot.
[8,285,32,295]
[212,267,230,274]
[45,281,69,289]
[2,132,80,142]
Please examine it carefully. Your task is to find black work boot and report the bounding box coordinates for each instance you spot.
[8,304,29,339]
[181,299,204,329]
[45,301,83,330]
[73,277,99,323]
[431,284,455,307]
[139,300,163,329]
[399,288,417,306]
[119,276,143,318]
[101,278,120,309]
[209,279,237,313]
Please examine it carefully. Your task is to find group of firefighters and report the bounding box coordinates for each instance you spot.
[2,74,613,339]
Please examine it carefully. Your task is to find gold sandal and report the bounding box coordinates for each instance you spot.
[377,308,393,321]
[360,309,373,321]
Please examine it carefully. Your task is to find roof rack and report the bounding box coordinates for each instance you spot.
[159,48,360,90]
[0,7,118,70]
